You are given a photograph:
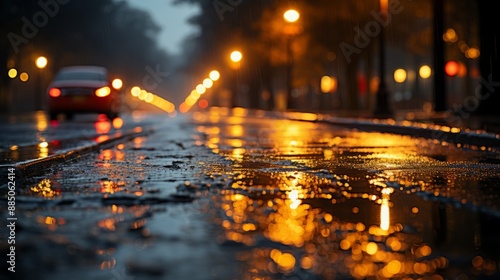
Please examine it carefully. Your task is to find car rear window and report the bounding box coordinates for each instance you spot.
[55,71,107,82]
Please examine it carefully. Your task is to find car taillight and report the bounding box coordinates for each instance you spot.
[49,88,61,97]
[95,86,111,97]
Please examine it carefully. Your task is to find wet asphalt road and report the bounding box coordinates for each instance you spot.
[1,108,500,280]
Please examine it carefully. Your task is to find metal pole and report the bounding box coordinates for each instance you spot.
[373,14,393,118]
[433,0,446,112]
[286,35,293,110]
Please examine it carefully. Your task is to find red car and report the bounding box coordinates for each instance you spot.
[46,65,122,120]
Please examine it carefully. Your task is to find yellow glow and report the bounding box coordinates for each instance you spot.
[387,260,402,274]
[229,125,244,137]
[111,78,123,90]
[466,47,480,59]
[283,9,300,22]
[145,92,154,103]
[130,86,140,96]
[30,179,59,197]
[324,149,333,159]
[35,111,48,132]
[380,0,389,12]
[98,217,116,231]
[340,239,351,250]
[8,68,17,78]
[380,187,391,231]
[190,89,200,99]
[230,50,242,63]
[19,72,29,82]
[203,78,214,88]
[95,120,111,134]
[112,117,123,129]
[265,198,314,247]
[365,242,378,255]
[320,76,337,93]
[95,86,111,97]
[138,90,147,100]
[35,56,48,69]
[276,252,295,271]
[300,256,313,270]
[288,190,302,209]
[393,68,407,83]
[196,84,206,94]
[324,213,333,223]
[39,141,48,148]
[419,65,432,79]
[443,28,458,43]
[209,70,220,81]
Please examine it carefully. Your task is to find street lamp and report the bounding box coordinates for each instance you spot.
[229,50,242,107]
[283,9,300,110]
[373,0,393,118]
[35,56,48,110]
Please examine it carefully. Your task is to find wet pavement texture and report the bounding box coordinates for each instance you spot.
[0,111,156,165]
[2,108,500,280]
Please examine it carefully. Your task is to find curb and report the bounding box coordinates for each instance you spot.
[281,111,500,149]
[9,126,154,182]
[206,108,500,150]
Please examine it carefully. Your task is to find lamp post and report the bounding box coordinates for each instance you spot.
[283,9,300,110]
[373,0,393,118]
[35,56,48,110]
[229,50,242,107]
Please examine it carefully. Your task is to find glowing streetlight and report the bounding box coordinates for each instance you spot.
[283,9,300,23]
[320,76,337,93]
[393,69,407,83]
[19,72,29,82]
[130,86,141,97]
[8,68,17,79]
[196,84,206,94]
[229,50,243,107]
[209,70,220,81]
[444,60,459,77]
[203,78,214,88]
[111,78,123,90]
[419,65,432,79]
[35,56,48,69]
[230,51,242,63]
[35,56,48,110]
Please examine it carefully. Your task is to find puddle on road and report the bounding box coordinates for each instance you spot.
[3,111,500,279]
[192,109,500,279]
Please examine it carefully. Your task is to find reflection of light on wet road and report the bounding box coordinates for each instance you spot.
[95,119,111,134]
[380,187,393,231]
[112,117,123,129]
[99,180,125,194]
[35,215,65,231]
[30,178,60,197]
[38,141,49,158]
[287,189,301,209]
[35,111,48,132]
[194,110,500,279]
